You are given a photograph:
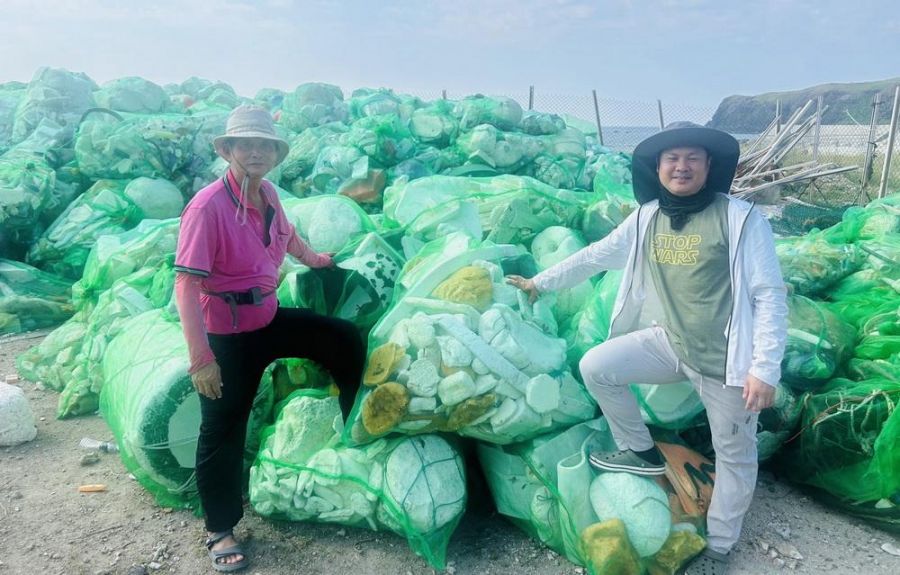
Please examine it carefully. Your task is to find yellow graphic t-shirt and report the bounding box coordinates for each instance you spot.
[647,195,732,378]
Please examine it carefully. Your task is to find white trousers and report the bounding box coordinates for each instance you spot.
[579,326,759,553]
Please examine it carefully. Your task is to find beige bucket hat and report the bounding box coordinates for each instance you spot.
[213,105,289,166]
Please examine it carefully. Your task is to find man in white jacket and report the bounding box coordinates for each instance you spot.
[509,123,788,574]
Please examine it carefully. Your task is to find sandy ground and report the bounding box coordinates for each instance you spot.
[1,331,899,575]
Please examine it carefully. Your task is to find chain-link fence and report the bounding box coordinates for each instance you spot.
[434,87,900,205]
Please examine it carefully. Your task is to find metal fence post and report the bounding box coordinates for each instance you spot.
[442,89,447,100]
[863,92,882,189]
[657,99,665,130]
[813,95,823,163]
[591,90,604,146]
[878,85,900,199]
[528,86,534,110]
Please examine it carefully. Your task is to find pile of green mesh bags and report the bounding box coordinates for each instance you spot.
[250,389,466,569]
[771,195,900,528]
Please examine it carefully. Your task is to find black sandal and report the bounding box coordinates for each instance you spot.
[205,530,249,573]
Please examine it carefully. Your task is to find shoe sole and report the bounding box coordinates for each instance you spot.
[589,454,667,476]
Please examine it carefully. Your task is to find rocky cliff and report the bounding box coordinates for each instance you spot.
[708,78,900,133]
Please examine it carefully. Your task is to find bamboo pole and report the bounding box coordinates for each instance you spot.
[878,85,900,199]
[776,99,782,134]
[743,100,814,179]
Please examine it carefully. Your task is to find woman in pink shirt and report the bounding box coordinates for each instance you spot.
[174,106,365,572]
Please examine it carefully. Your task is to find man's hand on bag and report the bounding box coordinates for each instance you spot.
[192,360,223,399]
[742,373,775,412]
[506,275,539,303]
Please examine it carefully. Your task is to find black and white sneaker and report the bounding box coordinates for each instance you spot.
[589,449,667,476]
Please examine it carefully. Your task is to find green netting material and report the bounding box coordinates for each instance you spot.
[780,377,900,530]
[0,259,74,335]
[26,178,183,279]
[781,294,857,392]
[250,389,466,569]
[342,234,596,446]
[71,218,179,310]
[478,418,696,573]
[57,262,175,418]
[99,309,273,509]
[776,231,865,297]
[382,174,590,247]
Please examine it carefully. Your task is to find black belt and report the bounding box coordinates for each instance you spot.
[202,287,274,329]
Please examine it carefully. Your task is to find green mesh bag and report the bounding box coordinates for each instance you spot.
[478,418,699,573]
[776,231,865,297]
[278,83,348,133]
[0,81,26,150]
[589,151,633,200]
[57,262,175,418]
[839,197,900,242]
[11,67,96,145]
[280,123,348,185]
[341,113,417,167]
[454,124,541,172]
[282,194,376,254]
[0,259,74,336]
[530,226,593,328]
[781,294,857,392]
[15,313,86,388]
[756,384,804,462]
[0,147,56,257]
[847,355,900,383]
[250,389,466,569]
[74,110,199,180]
[383,174,590,246]
[581,194,636,244]
[409,101,459,147]
[453,95,523,131]
[779,377,900,531]
[71,218,179,310]
[276,232,405,332]
[93,77,171,114]
[520,111,566,136]
[342,234,596,447]
[26,178,183,279]
[99,309,274,509]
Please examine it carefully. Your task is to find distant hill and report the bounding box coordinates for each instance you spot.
[708,78,900,133]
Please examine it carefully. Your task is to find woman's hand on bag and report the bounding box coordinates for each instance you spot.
[315,252,335,269]
[192,361,223,399]
[506,275,539,304]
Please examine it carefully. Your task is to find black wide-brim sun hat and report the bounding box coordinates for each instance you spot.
[631,123,740,204]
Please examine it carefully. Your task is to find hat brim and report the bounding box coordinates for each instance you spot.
[631,127,739,204]
[213,134,290,167]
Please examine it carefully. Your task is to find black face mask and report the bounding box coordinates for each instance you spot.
[657,184,718,231]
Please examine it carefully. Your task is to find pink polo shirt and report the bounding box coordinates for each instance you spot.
[175,171,308,334]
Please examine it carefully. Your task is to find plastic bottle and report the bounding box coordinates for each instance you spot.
[79,437,119,453]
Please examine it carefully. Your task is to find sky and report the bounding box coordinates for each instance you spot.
[4,0,899,116]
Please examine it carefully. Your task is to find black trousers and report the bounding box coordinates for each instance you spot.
[197,307,365,532]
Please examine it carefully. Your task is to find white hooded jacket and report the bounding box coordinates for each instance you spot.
[533,196,788,388]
